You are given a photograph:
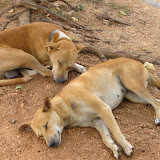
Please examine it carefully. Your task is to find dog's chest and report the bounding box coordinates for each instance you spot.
[65,103,96,128]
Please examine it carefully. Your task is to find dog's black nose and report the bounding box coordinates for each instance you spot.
[49,141,55,147]
[57,78,65,83]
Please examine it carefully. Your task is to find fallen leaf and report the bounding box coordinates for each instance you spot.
[8,9,14,13]
[71,36,75,40]
[15,85,24,90]
[120,10,126,16]
[72,17,79,22]
[46,14,50,17]
[144,62,155,71]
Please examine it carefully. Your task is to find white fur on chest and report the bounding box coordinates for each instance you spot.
[67,103,96,128]
[58,31,71,40]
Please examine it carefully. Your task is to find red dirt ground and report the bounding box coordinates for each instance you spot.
[0,0,160,160]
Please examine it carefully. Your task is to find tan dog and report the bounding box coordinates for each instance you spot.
[0,22,86,86]
[19,58,160,159]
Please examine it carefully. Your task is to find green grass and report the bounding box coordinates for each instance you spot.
[109,3,131,13]
[91,0,103,3]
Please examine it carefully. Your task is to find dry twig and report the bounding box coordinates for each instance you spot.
[1,9,28,31]
[0,0,84,30]
[81,45,160,65]
[97,13,131,26]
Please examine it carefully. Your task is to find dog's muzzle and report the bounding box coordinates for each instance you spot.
[52,69,67,83]
[57,78,65,83]
[48,139,61,147]
[49,141,57,147]
[47,132,61,147]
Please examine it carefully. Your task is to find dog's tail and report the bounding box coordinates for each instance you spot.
[148,72,160,89]
[0,77,33,86]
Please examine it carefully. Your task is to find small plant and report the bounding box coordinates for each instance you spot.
[109,3,131,16]
[72,17,79,22]
[78,4,85,10]
[91,0,103,3]
[120,5,130,14]
[109,3,119,9]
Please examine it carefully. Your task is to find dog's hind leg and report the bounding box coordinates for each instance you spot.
[19,53,52,78]
[120,73,160,125]
[93,118,122,159]
[0,77,33,86]
[0,71,31,86]
[19,69,38,77]
[125,91,160,104]
[125,91,148,104]
[19,65,52,77]
[0,47,52,78]
[148,72,160,88]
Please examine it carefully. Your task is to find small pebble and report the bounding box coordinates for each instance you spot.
[10,118,16,124]
[20,103,24,108]
[142,149,146,152]
[102,20,110,25]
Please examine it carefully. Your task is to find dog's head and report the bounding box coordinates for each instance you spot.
[45,40,86,83]
[19,97,64,147]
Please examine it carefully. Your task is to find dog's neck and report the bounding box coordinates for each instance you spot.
[48,29,71,43]
[50,96,71,123]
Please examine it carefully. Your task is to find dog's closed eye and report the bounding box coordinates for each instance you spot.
[44,121,48,130]
[57,60,62,67]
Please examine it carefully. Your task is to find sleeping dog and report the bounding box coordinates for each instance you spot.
[19,58,160,159]
[0,22,86,85]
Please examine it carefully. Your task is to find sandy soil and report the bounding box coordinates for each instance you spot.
[0,0,160,159]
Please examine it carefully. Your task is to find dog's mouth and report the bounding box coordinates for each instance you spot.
[48,139,61,148]
[47,131,61,147]
[52,68,66,83]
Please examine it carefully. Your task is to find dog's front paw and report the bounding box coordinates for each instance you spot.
[78,65,86,73]
[43,70,53,77]
[123,143,134,157]
[74,63,87,73]
[113,145,122,159]
[155,117,160,125]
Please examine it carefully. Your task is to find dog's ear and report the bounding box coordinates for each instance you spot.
[44,43,60,52]
[75,43,87,53]
[42,97,51,112]
[18,122,31,132]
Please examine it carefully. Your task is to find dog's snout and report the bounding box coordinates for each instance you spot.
[49,141,56,147]
[57,78,65,83]
[47,133,61,147]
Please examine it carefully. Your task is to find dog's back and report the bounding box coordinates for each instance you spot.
[0,22,65,55]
